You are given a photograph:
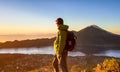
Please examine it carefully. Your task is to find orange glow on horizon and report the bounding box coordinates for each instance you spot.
[107,28,120,35]
[0,33,56,42]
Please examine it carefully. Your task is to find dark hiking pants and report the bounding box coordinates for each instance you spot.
[52,50,68,72]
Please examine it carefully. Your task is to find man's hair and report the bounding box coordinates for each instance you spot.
[56,18,64,24]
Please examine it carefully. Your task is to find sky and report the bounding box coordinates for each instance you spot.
[0,0,120,41]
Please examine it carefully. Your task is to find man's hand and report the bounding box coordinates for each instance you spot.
[57,53,62,59]
[57,53,62,64]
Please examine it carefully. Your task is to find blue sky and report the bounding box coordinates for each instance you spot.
[0,0,120,35]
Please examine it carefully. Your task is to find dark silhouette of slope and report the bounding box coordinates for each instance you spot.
[0,38,55,48]
[75,25,120,54]
[77,25,120,45]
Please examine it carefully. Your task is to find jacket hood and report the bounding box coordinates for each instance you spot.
[58,24,69,30]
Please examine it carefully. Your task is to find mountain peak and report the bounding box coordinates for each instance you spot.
[88,25,102,30]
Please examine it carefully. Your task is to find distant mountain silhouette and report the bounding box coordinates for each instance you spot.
[0,38,55,48]
[75,25,120,54]
[76,25,120,45]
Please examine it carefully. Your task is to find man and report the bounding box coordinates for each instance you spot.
[52,18,69,72]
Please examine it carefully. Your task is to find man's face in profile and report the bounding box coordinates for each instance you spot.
[56,20,60,27]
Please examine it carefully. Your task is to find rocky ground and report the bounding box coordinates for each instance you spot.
[0,54,119,72]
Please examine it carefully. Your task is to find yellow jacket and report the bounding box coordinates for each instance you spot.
[54,24,69,54]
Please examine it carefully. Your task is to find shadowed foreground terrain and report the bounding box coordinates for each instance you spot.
[0,54,119,72]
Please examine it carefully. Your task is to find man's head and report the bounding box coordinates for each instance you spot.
[56,18,64,26]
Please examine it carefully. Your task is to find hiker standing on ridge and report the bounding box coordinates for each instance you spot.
[52,18,69,72]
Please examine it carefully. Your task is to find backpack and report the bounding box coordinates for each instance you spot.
[65,31,76,51]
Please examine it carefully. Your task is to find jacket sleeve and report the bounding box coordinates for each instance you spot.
[58,30,67,54]
[53,32,59,53]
